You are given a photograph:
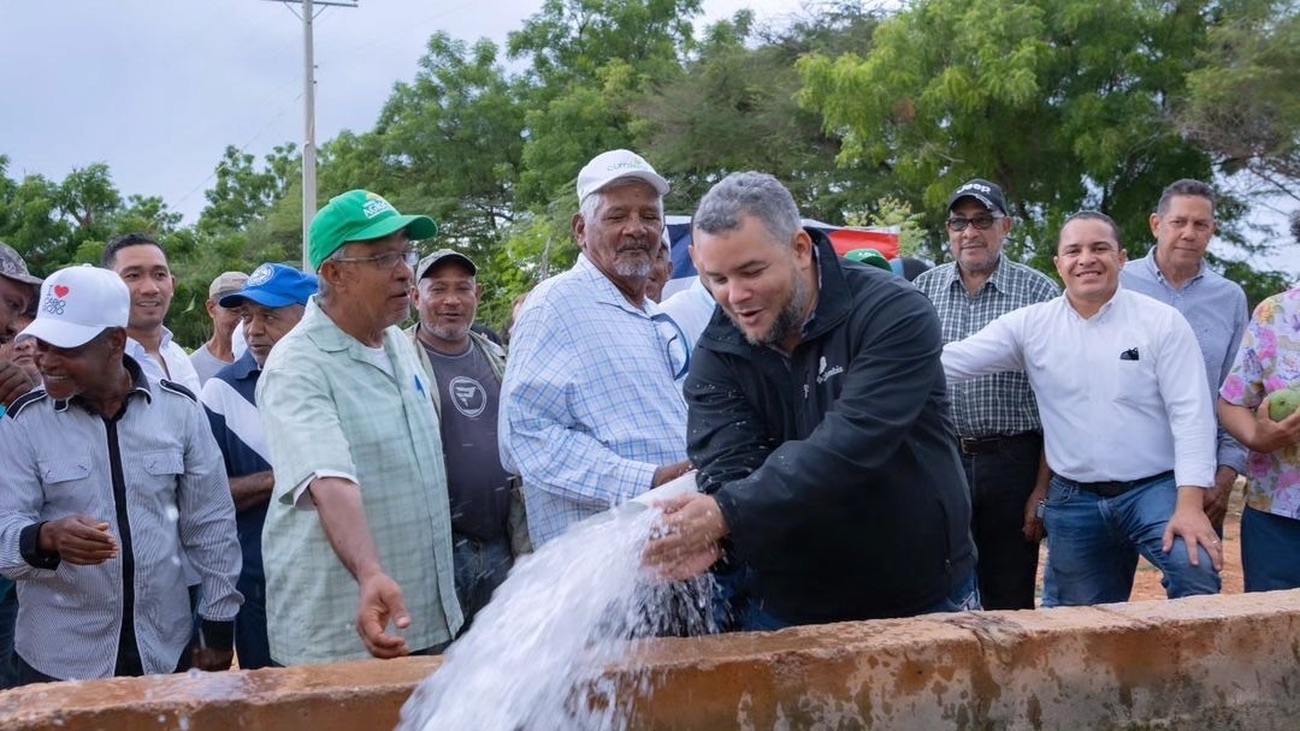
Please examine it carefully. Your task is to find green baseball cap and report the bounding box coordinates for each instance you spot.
[844,248,892,272]
[308,190,438,270]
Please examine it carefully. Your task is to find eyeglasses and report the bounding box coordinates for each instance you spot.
[651,312,691,381]
[331,248,421,270]
[946,215,1005,232]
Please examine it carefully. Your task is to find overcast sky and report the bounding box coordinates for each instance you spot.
[1,0,792,220]
[2,1,1295,275]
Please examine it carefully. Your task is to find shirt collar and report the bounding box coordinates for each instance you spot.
[231,349,262,380]
[52,355,153,414]
[1143,247,1205,285]
[947,254,1008,293]
[574,253,655,316]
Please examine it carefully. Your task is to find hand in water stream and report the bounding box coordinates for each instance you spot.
[643,494,727,582]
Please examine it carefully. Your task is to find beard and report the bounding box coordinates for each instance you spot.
[742,271,812,349]
[429,322,471,341]
[614,255,653,281]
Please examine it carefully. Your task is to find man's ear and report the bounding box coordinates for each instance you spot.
[792,229,814,265]
[572,213,587,249]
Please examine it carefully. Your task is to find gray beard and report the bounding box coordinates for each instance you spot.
[614,258,653,280]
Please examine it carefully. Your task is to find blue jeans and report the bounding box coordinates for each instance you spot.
[1241,506,1300,592]
[733,568,981,633]
[452,533,513,631]
[1041,472,1220,607]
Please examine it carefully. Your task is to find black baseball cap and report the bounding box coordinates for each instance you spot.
[947,179,1008,216]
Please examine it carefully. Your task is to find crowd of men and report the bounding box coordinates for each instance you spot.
[1,148,1299,687]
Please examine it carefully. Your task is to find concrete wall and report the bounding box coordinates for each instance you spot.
[3,591,1298,730]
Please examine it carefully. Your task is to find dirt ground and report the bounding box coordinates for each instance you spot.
[1035,485,1245,604]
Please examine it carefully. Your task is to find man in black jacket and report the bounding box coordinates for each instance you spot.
[645,172,978,630]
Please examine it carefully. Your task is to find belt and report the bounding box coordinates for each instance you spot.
[958,431,1041,456]
[1066,470,1174,498]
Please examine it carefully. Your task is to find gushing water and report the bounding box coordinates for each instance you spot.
[397,505,716,731]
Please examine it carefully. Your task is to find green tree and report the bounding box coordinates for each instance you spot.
[1177,0,1300,201]
[635,6,889,219]
[797,0,1220,268]
[507,0,702,205]
[198,143,299,235]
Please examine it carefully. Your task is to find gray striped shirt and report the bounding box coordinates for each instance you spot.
[913,255,1060,438]
[0,357,242,680]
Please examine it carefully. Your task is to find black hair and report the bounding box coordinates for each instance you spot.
[102,233,165,269]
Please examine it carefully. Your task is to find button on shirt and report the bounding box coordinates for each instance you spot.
[1219,289,1300,519]
[1120,250,1249,474]
[941,288,1216,488]
[500,254,689,546]
[912,256,1059,438]
[0,357,242,680]
[256,296,462,665]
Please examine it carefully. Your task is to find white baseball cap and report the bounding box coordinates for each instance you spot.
[576,149,670,203]
[17,265,130,348]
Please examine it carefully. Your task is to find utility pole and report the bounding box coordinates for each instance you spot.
[265,0,357,272]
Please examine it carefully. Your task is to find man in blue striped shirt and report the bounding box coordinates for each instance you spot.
[500,150,692,545]
[0,265,242,683]
[200,263,316,669]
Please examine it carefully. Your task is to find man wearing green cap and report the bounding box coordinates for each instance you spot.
[256,190,462,665]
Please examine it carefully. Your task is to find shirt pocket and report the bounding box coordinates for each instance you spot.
[140,449,185,500]
[1115,358,1159,406]
[142,450,184,477]
[38,459,92,485]
[36,458,93,513]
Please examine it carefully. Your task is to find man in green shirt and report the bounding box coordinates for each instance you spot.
[257,190,462,665]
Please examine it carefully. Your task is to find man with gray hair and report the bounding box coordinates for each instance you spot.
[645,172,977,630]
[1121,179,1249,533]
[500,149,692,545]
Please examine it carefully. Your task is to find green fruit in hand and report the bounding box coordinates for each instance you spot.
[1269,389,1300,421]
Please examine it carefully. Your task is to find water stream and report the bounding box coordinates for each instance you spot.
[397,503,716,731]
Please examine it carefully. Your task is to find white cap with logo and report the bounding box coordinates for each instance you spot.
[17,265,131,348]
[576,149,670,203]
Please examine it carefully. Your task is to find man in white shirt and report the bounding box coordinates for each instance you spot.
[942,211,1222,607]
[102,234,201,394]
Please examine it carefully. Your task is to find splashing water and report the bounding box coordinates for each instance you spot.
[397,506,717,731]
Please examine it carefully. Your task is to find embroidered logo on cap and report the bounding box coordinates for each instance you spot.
[362,192,397,219]
[248,264,274,287]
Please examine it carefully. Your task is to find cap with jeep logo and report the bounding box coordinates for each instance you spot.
[946,178,1009,217]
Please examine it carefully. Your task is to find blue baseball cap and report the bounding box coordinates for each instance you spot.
[219,263,318,309]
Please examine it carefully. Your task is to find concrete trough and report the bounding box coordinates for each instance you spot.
[2,590,1297,730]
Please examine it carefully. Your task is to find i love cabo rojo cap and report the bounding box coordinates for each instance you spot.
[17,264,130,348]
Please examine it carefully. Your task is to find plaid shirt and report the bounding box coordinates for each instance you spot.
[256,297,462,665]
[500,254,688,546]
[913,256,1058,438]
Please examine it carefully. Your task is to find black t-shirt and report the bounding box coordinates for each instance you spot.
[423,342,513,541]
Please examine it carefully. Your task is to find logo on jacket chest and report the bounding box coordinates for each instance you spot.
[816,356,844,385]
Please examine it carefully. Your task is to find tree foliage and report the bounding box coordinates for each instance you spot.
[1177,0,1300,201]
[4,0,1298,342]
